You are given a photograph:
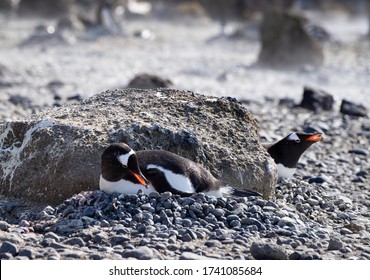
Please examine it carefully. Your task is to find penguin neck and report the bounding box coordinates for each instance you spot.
[268,141,311,168]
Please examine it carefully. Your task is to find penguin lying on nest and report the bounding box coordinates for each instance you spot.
[100,143,261,197]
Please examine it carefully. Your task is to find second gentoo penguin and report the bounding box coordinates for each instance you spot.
[100,143,261,197]
[263,132,323,179]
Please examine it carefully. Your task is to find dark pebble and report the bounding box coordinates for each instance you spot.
[250,242,288,260]
[348,149,368,156]
[340,99,368,117]
[0,221,10,231]
[64,237,86,247]
[0,241,18,256]
[110,235,130,245]
[328,238,343,251]
[122,247,154,260]
[18,247,35,259]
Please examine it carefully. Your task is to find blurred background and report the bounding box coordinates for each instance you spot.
[0,0,369,120]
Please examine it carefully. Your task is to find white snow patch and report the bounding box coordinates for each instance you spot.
[0,120,55,190]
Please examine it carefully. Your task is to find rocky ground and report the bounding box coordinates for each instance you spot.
[0,100,369,260]
[0,11,369,260]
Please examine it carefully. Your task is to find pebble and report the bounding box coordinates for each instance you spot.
[179,252,210,260]
[340,228,353,235]
[204,239,222,248]
[328,238,343,251]
[18,247,36,259]
[250,242,288,260]
[121,247,154,260]
[0,241,18,256]
[0,221,10,231]
[64,237,86,247]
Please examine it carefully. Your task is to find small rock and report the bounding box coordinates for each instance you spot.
[348,149,368,156]
[182,218,193,227]
[127,73,173,89]
[328,238,343,251]
[110,235,130,245]
[204,239,222,248]
[121,246,154,260]
[300,86,334,112]
[44,232,61,241]
[0,241,18,256]
[179,252,210,260]
[340,99,368,117]
[0,221,10,231]
[83,206,95,217]
[340,228,353,235]
[279,98,296,108]
[67,94,83,102]
[8,95,33,108]
[308,177,326,184]
[18,247,35,259]
[250,242,288,260]
[63,237,86,247]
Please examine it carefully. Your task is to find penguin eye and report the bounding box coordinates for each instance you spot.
[295,139,301,143]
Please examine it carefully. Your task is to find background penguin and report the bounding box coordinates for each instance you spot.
[100,143,261,197]
[263,132,323,179]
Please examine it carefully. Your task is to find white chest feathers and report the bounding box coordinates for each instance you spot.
[99,175,156,195]
[277,163,296,179]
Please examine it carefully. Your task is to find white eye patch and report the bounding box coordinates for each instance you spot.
[287,132,300,142]
[118,150,135,167]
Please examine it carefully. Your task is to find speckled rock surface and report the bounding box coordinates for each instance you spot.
[0,89,277,205]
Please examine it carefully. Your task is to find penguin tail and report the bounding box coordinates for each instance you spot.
[229,187,262,197]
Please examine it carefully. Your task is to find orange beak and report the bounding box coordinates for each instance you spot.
[306,133,323,142]
[129,170,149,188]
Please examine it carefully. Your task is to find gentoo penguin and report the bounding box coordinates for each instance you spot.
[263,132,323,179]
[100,143,261,197]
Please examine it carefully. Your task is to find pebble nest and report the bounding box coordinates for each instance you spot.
[0,99,369,260]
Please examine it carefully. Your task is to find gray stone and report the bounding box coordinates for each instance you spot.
[0,231,24,244]
[250,242,288,260]
[328,238,343,251]
[126,73,173,89]
[18,246,36,259]
[44,232,61,241]
[179,252,212,260]
[204,239,222,248]
[182,218,193,227]
[0,241,18,256]
[258,11,323,68]
[340,99,368,117]
[182,233,193,242]
[110,235,130,245]
[83,206,95,217]
[121,246,154,260]
[68,219,83,229]
[340,228,353,235]
[210,208,225,218]
[0,89,276,204]
[0,221,10,231]
[63,237,86,247]
[300,86,334,112]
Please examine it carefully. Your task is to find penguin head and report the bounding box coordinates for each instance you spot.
[267,131,323,167]
[285,131,323,146]
[101,143,149,188]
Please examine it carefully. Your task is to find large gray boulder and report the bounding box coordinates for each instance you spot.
[258,10,323,68]
[0,89,277,205]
